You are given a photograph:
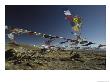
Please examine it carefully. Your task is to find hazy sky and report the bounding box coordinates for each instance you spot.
[5,5,106,46]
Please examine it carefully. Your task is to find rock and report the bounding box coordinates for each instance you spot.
[5,49,16,60]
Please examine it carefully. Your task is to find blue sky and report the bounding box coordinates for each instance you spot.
[5,5,106,47]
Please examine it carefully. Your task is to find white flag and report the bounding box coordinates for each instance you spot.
[64,10,72,15]
[8,33,14,40]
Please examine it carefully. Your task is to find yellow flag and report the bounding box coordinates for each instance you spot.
[73,17,81,24]
[73,17,79,24]
[72,25,79,32]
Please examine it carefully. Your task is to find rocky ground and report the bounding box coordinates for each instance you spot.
[5,43,106,70]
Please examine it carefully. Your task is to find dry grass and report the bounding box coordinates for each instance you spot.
[5,43,106,70]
